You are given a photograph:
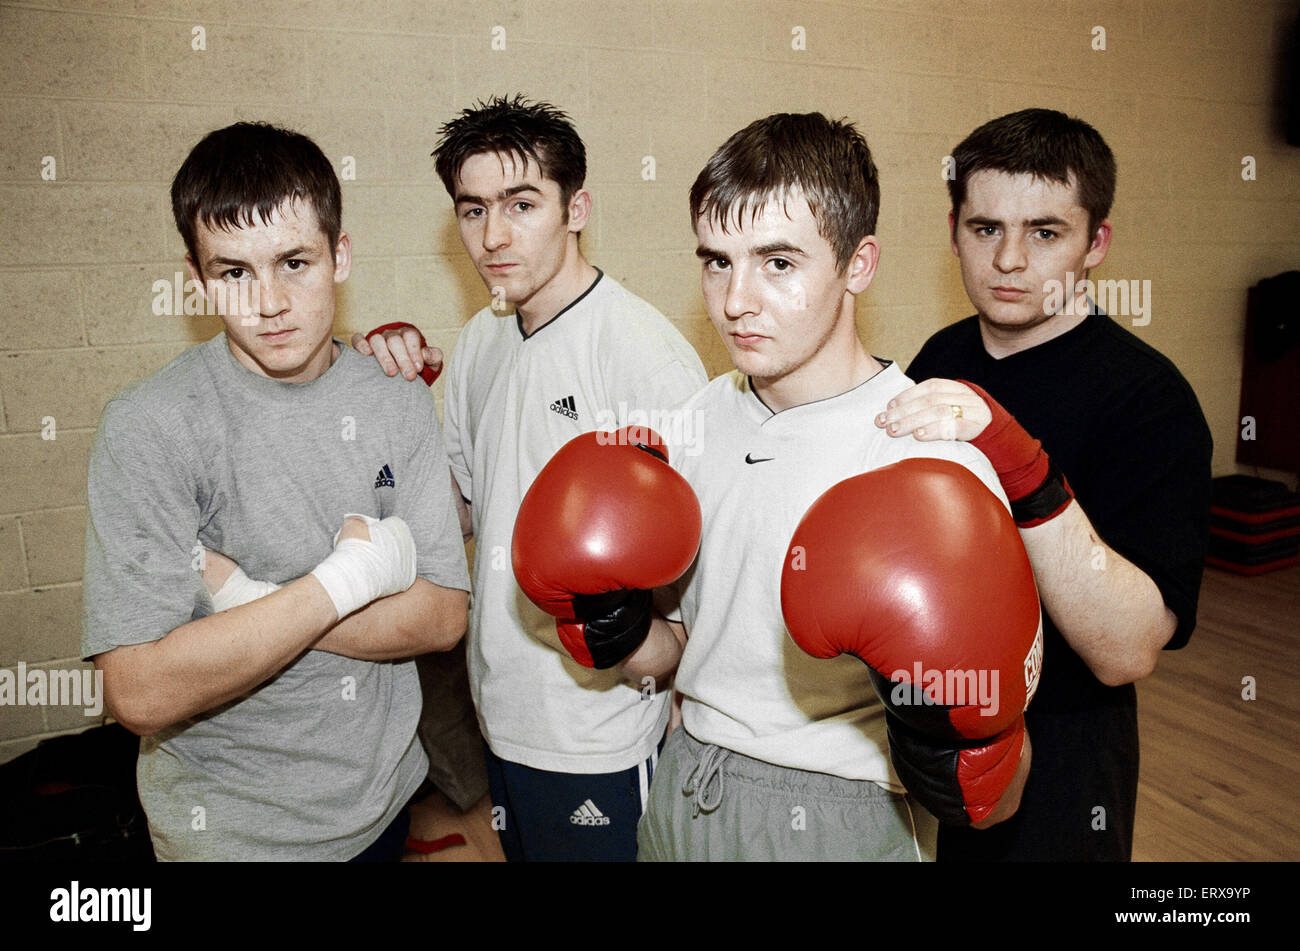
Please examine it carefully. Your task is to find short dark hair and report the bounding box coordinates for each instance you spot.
[171,122,342,273]
[948,108,1116,237]
[689,113,880,272]
[433,94,587,208]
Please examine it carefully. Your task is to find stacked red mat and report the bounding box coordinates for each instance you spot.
[1207,475,1300,575]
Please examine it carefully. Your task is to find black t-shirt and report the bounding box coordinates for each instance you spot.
[909,312,1212,860]
[907,312,1213,713]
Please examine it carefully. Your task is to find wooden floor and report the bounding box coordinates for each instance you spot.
[1134,562,1300,861]
[401,563,1300,862]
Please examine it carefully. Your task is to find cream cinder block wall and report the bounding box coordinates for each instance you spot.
[1,0,1297,760]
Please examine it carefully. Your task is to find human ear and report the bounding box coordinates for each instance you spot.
[567,189,592,233]
[845,235,881,294]
[332,231,353,283]
[1083,219,1111,270]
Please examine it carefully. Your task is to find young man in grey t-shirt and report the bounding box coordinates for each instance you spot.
[82,123,470,860]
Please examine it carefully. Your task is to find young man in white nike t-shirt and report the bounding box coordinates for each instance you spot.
[625,114,1033,861]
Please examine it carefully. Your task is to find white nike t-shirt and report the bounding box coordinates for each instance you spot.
[669,364,1011,784]
[443,272,707,773]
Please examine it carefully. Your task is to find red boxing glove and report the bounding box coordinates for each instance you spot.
[365,322,440,386]
[780,457,1042,823]
[782,457,1042,738]
[960,380,1073,527]
[512,427,702,669]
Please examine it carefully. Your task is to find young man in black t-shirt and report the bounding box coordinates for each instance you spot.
[876,108,1212,861]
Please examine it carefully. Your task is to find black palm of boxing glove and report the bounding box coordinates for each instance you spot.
[566,589,655,670]
[886,711,1026,826]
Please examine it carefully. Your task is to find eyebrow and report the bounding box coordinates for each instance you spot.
[963,215,1071,228]
[454,183,543,207]
[753,242,807,257]
[205,247,315,270]
[695,242,808,259]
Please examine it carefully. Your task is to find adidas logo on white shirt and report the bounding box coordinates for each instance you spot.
[569,799,611,826]
[550,395,578,421]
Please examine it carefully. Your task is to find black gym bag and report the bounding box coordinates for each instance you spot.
[0,723,153,862]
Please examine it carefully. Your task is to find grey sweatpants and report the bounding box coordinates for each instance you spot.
[637,727,936,861]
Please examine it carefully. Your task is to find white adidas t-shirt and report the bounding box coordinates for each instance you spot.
[443,271,707,773]
[669,364,1011,785]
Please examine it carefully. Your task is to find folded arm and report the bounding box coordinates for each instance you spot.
[96,574,340,737]
[98,516,457,736]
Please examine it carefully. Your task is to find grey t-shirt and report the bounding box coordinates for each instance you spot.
[82,335,470,861]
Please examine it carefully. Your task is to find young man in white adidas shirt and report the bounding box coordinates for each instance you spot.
[356,95,706,860]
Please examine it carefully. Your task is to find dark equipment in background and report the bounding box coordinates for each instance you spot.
[1208,475,1300,575]
[1235,271,1299,474]
[0,723,153,862]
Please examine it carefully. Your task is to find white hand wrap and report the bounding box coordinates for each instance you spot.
[211,565,281,613]
[309,514,417,620]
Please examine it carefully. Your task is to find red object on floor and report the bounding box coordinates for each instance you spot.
[405,832,467,854]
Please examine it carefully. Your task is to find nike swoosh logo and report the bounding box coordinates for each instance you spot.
[745,453,775,464]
